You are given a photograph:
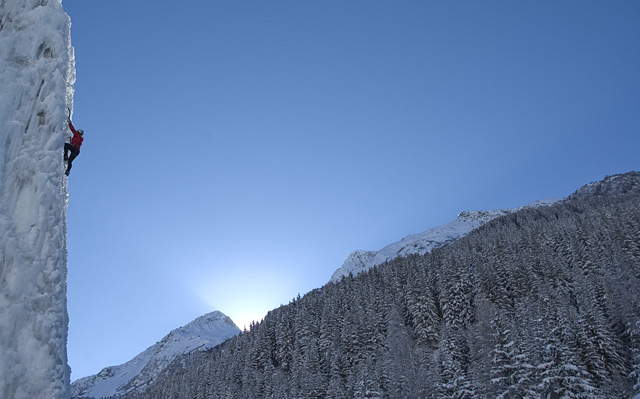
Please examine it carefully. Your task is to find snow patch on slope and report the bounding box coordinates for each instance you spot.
[331,199,558,282]
[71,311,240,399]
[0,1,74,398]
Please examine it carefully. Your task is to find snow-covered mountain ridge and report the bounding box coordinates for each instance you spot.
[331,172,640,283]
[331,199,558,282]
[71,311,240,399]
[565,171,640,202]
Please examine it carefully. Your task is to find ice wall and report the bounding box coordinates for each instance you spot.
[0,0,75,398]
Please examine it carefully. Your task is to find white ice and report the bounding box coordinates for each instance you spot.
[0,0,75,398]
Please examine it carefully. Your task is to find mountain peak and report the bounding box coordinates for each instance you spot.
[175,311,236,335]
[71,311,240,399]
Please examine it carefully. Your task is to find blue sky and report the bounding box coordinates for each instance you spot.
[63,0,640,380]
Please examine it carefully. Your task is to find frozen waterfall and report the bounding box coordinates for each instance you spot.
[0,0,75,398]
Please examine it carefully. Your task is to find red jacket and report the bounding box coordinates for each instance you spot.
[69,121,84,149]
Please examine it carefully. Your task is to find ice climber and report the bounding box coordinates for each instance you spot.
[64,115,84,176]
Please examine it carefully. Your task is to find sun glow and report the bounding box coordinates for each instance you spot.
[192,265,297,331]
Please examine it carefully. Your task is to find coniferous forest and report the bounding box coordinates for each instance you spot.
[127,172,640,399]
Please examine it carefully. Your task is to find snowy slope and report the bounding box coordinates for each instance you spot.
[0,1,75,399]
[331,199,558,282]
[71,311,240,399]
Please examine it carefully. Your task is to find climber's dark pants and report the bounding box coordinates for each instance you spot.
[64,143,80,175]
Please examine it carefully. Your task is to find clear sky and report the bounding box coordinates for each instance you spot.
[63,0,640,381]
